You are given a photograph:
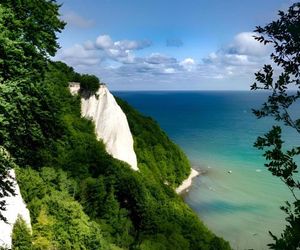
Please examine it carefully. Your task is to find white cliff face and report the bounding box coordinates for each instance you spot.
[0,169,31,249]
[70,84,138,171]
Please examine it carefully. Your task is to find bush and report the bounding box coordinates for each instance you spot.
[79,74,100,95]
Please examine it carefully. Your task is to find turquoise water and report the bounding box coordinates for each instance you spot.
[114,91,299,250]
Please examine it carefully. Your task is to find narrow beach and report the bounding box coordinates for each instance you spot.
[176,168,199,194]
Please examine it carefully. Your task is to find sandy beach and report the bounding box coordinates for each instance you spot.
[176,168,199,194]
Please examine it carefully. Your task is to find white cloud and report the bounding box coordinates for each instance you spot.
[201,31,273,80]
[114,40,151,50]
[57,44,100,66]
[83,40,95,50]
[229,32,270,57]
[94,35,151,52]
[164,68,176,74]
[90,34,152,63]
[204,32,270,65]
[146,53,177,65]
[206,54,252,66]
[62,11,94,28]
[115,53,180,76]
[96,35,114,49]
[180,58,196,71]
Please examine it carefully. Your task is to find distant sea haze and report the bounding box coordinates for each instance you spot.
[114,91,300,250]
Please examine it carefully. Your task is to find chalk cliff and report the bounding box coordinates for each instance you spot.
[0,170,31,249]
[70,84,138,171]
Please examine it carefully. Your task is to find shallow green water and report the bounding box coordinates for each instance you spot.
[114,91,299,250]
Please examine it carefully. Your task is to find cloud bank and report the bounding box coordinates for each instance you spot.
[56,32,272,90]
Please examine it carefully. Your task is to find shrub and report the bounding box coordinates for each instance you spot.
[79,74,100,95]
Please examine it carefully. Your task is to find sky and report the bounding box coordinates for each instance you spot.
[55,0,297,90]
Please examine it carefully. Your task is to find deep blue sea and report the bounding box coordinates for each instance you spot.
[114,91,299,250]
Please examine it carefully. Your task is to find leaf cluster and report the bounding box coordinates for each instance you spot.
[0,1,65,81]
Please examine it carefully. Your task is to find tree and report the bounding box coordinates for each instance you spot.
[251,3,300,249]
[0,0,65,81]
[79,74,100,95]
[12,215,32,250]
[0,0,66,162]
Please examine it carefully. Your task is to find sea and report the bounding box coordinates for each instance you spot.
[113,91,300,250]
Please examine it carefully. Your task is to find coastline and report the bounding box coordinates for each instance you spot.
[176,168,200,194]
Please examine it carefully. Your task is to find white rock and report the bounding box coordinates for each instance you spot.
[0,169,31,249]
[70,84,138,171]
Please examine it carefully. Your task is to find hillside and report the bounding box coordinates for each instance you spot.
[116,97,191,187]
[3,62,230,249]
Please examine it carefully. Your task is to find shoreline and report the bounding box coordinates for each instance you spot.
[176,168,200,194]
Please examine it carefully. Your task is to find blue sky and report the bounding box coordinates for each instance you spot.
[56,0,297,90]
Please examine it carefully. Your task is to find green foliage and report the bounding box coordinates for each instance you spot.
[0,79,62,166]
[116,98,191,187]
[16,167,119,250]
[12,215,32,250]
[80,177,106,218]
[0,0,65,168]
[0,0,65,81]
[251,3,300,249]
[79,74,100,95]
[101,189,135,247]
[51,61,80,83]
[0,5,26,82]
[139,236,168,250]
[1,0,65,57]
